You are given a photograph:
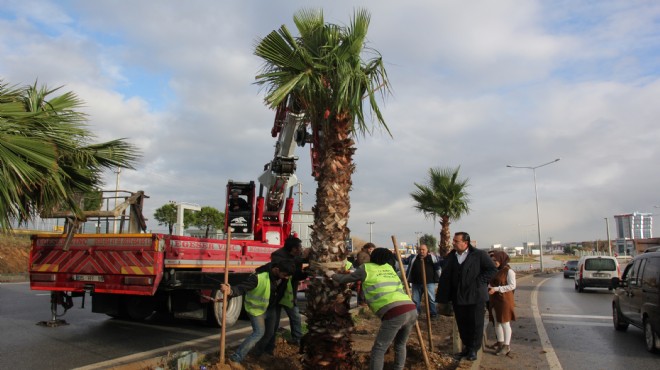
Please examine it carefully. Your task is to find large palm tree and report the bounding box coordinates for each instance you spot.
[411,167,471,256]
[254,9,389,369]
[0,80,140,231]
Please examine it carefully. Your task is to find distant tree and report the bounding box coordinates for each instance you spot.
[411,167,470,257]
[190,206,224,238]
[419,233,438,253]
[153,204,177,235]
[582,241,595,251]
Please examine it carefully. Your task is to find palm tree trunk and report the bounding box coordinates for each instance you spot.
[303,120,356,369]
[440,216,451,257]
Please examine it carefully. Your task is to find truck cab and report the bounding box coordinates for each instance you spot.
[225,181,255,236]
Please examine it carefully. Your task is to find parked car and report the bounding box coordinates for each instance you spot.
[611,251,660,353]
[574,256,620,292]
[564,260,578,279]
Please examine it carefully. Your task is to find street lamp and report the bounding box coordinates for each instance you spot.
[507,158,560,272]
[414,231,423,249]
[367,221,375,243]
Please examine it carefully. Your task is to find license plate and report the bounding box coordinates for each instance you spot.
[593,273,608,278]
[74,274,104,282]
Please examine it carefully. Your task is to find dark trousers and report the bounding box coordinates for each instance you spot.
[453,300,486,352]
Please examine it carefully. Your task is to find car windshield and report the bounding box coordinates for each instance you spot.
[584,258,616,271]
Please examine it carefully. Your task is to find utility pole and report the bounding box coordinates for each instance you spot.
[113,167,121,234]
[295,183,308,212]
[605,217,612,255]
[367,221,375,243]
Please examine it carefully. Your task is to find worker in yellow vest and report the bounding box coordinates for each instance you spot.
[327,248,417,370]
[255,236,309,349]
[220,260,296,365]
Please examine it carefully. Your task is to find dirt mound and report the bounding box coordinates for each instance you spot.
[0,234,30,274]
[204,307,466,370]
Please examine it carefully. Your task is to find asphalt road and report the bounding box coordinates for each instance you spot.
[537,274,658,369]
[0,282,252,369]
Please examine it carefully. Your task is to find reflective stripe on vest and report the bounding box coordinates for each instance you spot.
[244,272,271,316]
[363,263,410,313]
[279,279,294,308]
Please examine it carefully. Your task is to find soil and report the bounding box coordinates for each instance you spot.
[203,307,470,370]
[0,234,31,276]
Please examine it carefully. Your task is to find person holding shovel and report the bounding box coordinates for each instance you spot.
[327,247,417,370]
[404,244,442,318]
[220,260,296,365]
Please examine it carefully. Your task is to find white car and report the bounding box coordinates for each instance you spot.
[574,256,620,292]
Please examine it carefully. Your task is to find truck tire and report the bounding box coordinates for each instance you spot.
[207,289,243,327]
[123,296,155,320]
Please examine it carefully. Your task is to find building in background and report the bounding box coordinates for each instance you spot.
[614,212,653,256]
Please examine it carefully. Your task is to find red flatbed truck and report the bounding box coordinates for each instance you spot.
[29,99,310,327]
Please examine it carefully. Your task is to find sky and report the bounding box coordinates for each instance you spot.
[2,0,660,249]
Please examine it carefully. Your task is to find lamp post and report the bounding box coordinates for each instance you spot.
[414,231,423,250]
[605,217,612,256]
[507,158,560,272]
[367,221,375,243]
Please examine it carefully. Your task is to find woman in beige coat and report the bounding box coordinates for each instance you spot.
[488,251,516,356]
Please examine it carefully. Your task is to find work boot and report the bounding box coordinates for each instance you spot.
[466,350,478,361]
[496,344,510,356]
[488,341,503,350]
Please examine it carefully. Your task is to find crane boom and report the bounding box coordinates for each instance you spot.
[258,99,308,215]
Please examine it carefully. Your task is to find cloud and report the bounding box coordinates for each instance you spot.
[2,0,660,248]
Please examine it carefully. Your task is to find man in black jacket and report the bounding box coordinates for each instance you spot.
[436,232,497,361]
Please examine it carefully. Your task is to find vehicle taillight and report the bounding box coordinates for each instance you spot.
[579,265,583,279]
[564,266,568,271]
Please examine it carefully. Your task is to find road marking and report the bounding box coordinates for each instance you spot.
[543,320,611,327]
[542,313,610,320]
[531,277,563,370]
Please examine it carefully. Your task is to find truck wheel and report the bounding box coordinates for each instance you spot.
[207,289,243,327]
[123,296,155,320]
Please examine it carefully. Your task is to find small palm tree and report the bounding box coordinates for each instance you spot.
[411,167,471,256]
[0,80,140,231]
[255,9,389,368]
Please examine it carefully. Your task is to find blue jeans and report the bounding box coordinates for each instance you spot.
[411,283,437,316]
[370,309,418,370]
[264,304,303,352]
[230,306,277,363]
[282,305,303,343]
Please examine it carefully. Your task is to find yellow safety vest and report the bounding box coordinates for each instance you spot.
[279,279,294,308]
[345,260,353,271]
[363,263,411,314]
[244,271,270,316]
